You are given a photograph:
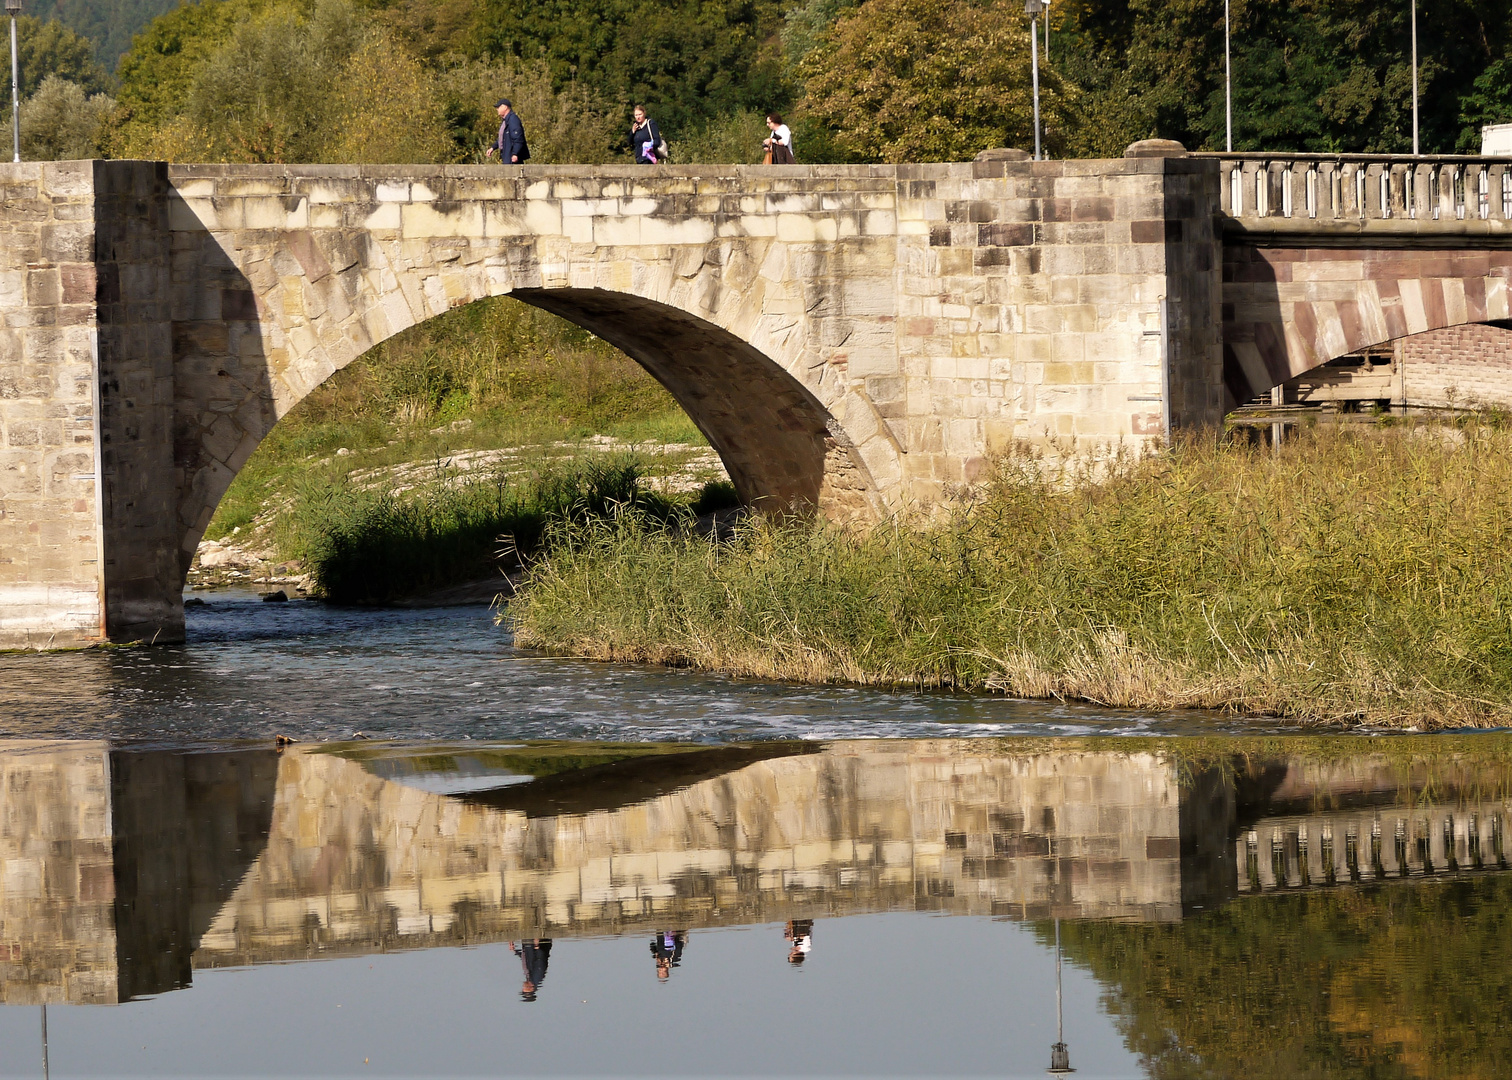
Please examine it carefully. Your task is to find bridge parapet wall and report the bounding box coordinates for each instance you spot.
[1205,152,1512,235]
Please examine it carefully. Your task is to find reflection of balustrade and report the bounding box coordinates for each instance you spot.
[1236,803,1510,893]
[1196,153,1512,229]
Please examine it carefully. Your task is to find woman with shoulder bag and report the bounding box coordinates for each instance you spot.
[763,113,795,164]
[631,105,667,164]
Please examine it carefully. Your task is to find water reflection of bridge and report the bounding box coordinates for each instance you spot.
[0,739,1507,1004]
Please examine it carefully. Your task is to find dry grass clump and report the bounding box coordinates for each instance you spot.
[510,423,1512,728]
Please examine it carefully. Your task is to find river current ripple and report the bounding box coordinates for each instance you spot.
[0,590,1273,744]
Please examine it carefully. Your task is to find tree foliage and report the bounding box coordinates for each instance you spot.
[1052,0,1512,154]
[28,0,182,66]
[19,74,117,160]
[799,0,1072,163]
[473,0,792,134]
[0,15,109,118]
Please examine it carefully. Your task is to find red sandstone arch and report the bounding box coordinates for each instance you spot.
[1222,245,1512,405]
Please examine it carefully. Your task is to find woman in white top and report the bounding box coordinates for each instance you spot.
[764,113,795,164]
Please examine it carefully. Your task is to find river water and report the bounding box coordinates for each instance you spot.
[0,594,1508,1079]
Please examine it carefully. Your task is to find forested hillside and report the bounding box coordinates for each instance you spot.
[8,0,1512,164]
[27,0,182,65]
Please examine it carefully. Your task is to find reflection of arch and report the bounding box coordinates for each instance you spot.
[1221,244,1512,404]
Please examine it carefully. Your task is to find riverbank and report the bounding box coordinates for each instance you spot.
[510,423,1512,730]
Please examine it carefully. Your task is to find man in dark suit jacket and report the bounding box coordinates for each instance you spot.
[485,98,530,164]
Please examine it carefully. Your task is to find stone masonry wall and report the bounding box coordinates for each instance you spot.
[165,159,1223,556]
[93,162,181,643]
[1398,322,1512,407]
[5,158,1228,647]
[0,162,102,648]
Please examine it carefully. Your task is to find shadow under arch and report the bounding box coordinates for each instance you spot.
[1221,241,1512,406]
[512,288,879,516]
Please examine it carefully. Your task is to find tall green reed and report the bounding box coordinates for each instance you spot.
[511,424,1512,728]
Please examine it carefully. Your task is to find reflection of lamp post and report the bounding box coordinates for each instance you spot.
[1047,918,1074,1075]
[41,1004,50,1079]
[1025,0,1042,161]
[7,0,20,164]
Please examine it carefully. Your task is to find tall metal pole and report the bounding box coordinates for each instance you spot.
[1029,8,1041,160]
[1044,0,1050,63]
[8,3,19,164]
[1224,0,1232,152]
[41,1004,50,1080]
[1410,0,1419,155]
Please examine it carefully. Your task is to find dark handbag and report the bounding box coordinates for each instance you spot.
[771,142,795,165]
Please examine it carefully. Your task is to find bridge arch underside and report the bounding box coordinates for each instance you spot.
[510,289,877,518]
[174,282,885,581]
[1221,244,1512,406]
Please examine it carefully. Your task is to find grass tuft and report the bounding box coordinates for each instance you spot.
[510,423,1512,729]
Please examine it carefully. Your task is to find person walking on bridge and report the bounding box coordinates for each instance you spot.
[485,99,530,164]
[630,106,666,164]
[763,114,794,165]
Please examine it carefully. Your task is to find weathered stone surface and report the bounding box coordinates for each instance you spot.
[4,159,1235,646]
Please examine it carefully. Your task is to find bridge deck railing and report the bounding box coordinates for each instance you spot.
[1193,152,1512,226]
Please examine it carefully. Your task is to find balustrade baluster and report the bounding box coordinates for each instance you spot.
[1268,162,1286,219]
[1219,160,1236,216]
[1256,827,1277,888]
[1474,163,1491,219]
[1412,162,1434,220]
[1490,163,1509,220]
[1345,163,1368,219]
[1317,161,1338,219]
[1241,160,1264,219]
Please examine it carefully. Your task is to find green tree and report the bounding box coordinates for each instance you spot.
[799,0,1072,163]
[19,74,117,160]
[28,0,183,66]
[474,0,793,135]
[434,57,621,164]
[0,15,109,118]
[112,0,285,153]
[1055,0,1512,154]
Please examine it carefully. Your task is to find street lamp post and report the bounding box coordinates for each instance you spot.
[1026,0,1043,161]
[1410,0,1419,155]
[1224,0,1232,152]
[7,0,20,164]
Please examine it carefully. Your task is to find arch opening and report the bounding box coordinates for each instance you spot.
[179,288,884,597]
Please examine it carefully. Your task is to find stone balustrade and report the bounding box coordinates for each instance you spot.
[1199,152,1512,234]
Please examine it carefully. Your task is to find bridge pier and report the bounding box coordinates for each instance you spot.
[5,154,1231,646]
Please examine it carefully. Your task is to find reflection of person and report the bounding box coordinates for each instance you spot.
[511,939,553,1001]
[784,919,812,965]
[649,930,687,981]
[485,99,530,164]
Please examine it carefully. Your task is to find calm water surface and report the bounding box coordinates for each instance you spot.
[0,594,1507,1078]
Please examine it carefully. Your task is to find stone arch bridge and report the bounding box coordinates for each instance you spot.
[1,147,1509,646]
